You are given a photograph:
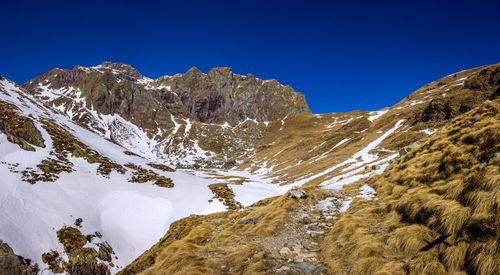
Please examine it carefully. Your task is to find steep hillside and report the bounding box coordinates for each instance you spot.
[238,63,499,186]
[0,240,38,274]
[322,99,500,274]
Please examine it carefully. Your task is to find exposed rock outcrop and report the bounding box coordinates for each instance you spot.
[0,241,38,275]
[412,66,499,125]
[24,62,310,126]
[0,101,45,151]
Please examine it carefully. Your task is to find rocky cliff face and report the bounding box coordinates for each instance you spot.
[24,62,309,126]
[23,62,310,168]
[412,65,500,124]
[19,62,500,170]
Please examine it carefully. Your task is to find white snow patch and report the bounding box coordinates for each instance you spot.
[368,109,388,122]
[358,184,376,200]
[315,138,351,161]
[279,115,288,131]
[321,153,397,190]
[340,120,404,171]
[409,100,425,106]
[420,128,437,135]
[0,78,298,273]
[295,120,404,186]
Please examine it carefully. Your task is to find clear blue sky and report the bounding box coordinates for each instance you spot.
[1,0,499,113]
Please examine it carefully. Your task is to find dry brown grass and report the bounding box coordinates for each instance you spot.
[120,187,325,274]
[238,63,499,187]
[42,226,112,274]
[203,173,248,185]
[147,162,175,172]
[321,99,500,275]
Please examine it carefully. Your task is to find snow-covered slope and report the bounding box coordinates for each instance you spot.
[0,78,299,274]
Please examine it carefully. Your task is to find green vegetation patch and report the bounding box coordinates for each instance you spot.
[42,225,114,274]
[22,120,125,184]
[125,163,174,188]
[147,162,175,172]
[0,101,45,151]
[208,183,242,210]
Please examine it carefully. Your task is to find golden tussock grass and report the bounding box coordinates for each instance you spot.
[120,187,325,274]
[321,99,500,275]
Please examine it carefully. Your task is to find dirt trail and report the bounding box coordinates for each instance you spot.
[250,190,347,274]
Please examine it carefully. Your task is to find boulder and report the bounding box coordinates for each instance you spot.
[288,187,307,199]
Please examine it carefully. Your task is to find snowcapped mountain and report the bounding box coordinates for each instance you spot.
[23,62,309,168]
[0,62,498,274]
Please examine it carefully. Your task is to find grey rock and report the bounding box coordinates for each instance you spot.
[22,62,311,169]
[276,266,291,272]
[306,229,324,236]
[289,262,321,272]
[279,247,296,259]
[367,227,386,234]
[288,187,307,199]
[0,240,38,274]
[399,143,417,157]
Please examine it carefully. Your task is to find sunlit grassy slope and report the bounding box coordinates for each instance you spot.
[121,99,499,274]
[322,99,499,274]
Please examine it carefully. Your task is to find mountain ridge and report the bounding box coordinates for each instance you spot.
[21,62,311,168]
[23,61,310,124]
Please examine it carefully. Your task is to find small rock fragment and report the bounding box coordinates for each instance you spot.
[276,266,291,272]
[280,247,292,256]
[74,218,83,227]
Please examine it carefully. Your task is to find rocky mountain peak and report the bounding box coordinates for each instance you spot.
[24,62,311,125]
[185,66,204,76]
[94,61,144,79]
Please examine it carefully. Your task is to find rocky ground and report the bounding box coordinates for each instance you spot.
[252,189,346,274]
